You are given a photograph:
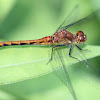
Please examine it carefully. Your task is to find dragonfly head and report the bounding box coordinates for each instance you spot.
[76,31,87,44]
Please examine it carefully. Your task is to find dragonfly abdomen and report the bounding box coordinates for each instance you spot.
[0,36,53,47]
[0,40,33,47]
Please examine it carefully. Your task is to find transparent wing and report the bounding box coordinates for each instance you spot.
[56,5,79,31]
[72,46,100,77]
[50,47,77,100]
[56,8,100,31]
[50,45,100,100]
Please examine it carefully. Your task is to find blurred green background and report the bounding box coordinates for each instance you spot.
[0,0,100,100]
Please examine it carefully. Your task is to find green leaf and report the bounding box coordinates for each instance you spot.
[0,45,99,85]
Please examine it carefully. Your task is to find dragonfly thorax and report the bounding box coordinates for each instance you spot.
[52,29,73,45]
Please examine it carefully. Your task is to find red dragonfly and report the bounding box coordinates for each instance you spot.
[0,8,99,100]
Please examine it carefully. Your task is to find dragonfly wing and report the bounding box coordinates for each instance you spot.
[56,5,79,31]
[57,8,100,31]
[49,45,100,100]
[72,46,100,77]
[50,47,77,100]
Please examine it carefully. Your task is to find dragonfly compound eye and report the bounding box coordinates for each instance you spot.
[76,31,84,36]
[80,36,84,42]
[76,31,87,44]
[84,35,87,41]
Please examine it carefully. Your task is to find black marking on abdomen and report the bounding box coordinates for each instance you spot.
[20,43,27,45]
[3,44,9,46]
[39,42,43,43]
[30,42,36,45]
[11,43,19,45]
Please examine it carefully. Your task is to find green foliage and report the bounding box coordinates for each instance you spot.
[0,45,99,84]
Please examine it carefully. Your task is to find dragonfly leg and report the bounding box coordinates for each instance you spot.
[75,44,82,50]
[47,45,65,64]
[69,45,80,61]
[75,44,91,52]
[47,47,54,64]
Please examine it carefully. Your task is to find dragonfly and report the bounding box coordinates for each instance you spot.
[0,8,100,100]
